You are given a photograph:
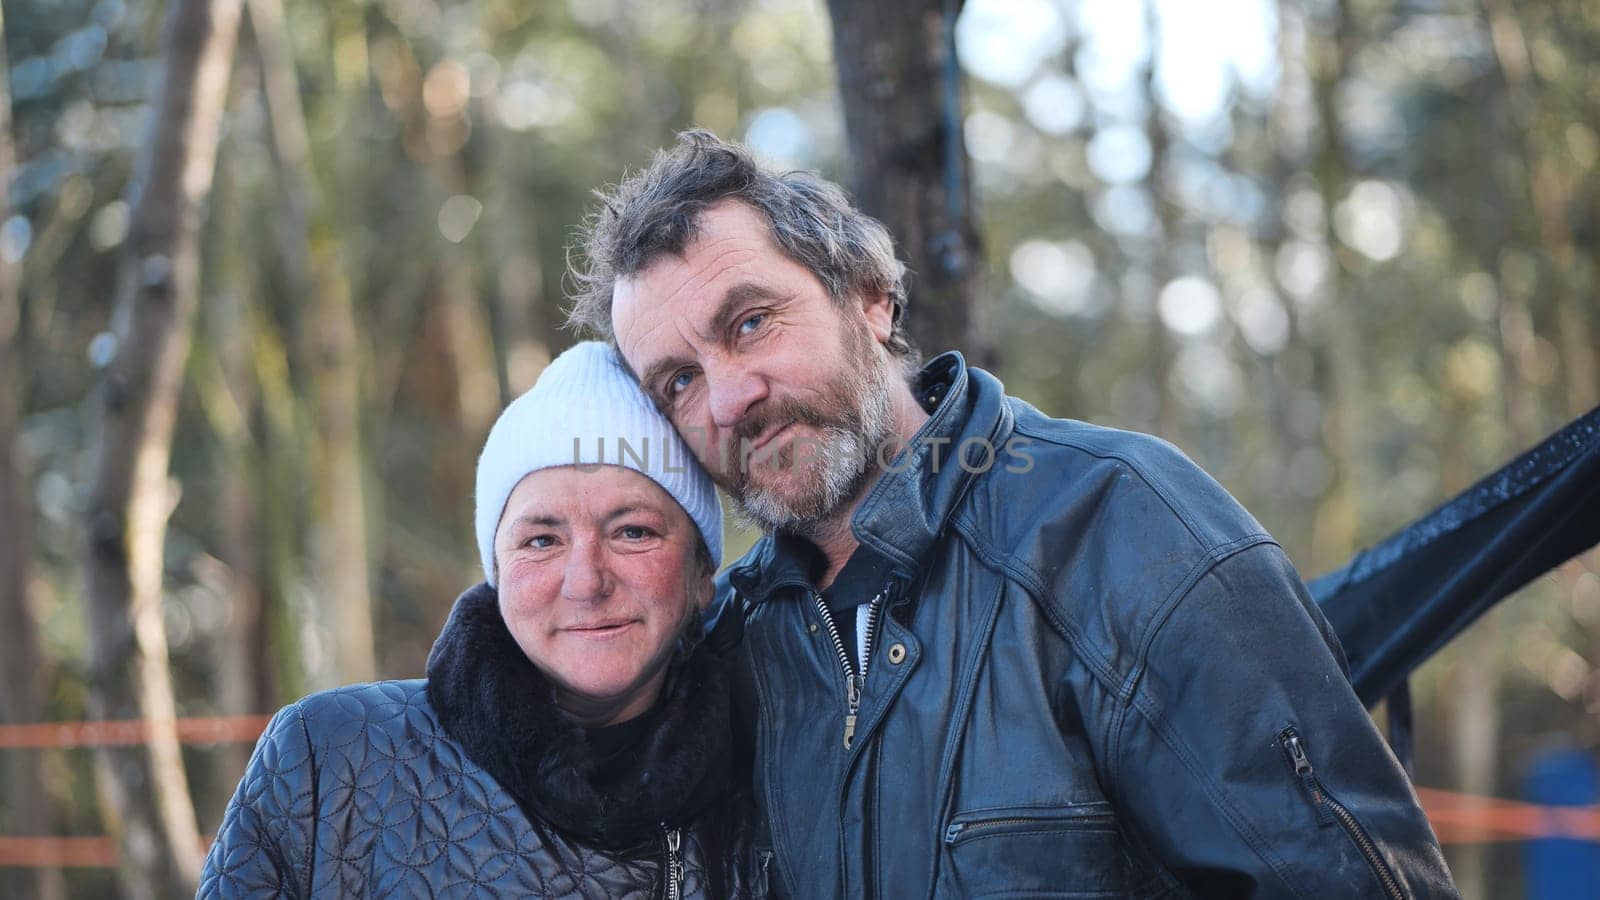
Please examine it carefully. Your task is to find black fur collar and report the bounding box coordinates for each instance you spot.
[425,583,734,850]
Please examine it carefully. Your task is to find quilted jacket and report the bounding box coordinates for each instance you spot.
[720,352,1456,898]
[200,584,769,898]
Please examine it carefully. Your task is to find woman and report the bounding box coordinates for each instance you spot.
[200,342,767,898]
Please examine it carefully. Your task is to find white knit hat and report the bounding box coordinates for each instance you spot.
[474,341,722,586]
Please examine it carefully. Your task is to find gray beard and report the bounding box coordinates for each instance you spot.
[729,356,896,537]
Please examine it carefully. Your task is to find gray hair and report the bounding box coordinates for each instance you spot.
[567,129,918,363]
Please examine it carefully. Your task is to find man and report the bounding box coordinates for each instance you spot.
[569,130,1457,898]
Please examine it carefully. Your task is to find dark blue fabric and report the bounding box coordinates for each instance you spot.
[201,585,769,898]
[1523,749,1600,900]
[722,352,1456,899]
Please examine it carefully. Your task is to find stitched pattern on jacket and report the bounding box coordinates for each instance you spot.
[200,680,739,899]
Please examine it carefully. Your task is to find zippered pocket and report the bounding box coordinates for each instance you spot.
[940,802,1138,897]
[944,803,1117,845]
[1278,727,1406,900]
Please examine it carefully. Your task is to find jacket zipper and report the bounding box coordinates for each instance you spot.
[1279,729,1405,900]
[813,591,884,749]
[944,811,1115,844]
[662,827,684,900]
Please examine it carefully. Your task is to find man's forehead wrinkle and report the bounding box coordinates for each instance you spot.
[616,208,771,380]
[644,242,764,343]
[680,239,764,291]
[629,315,692,386]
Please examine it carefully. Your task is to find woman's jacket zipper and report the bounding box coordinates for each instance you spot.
[813,591,884,749]
[1279,728,1406,900]
[661,826,684,900]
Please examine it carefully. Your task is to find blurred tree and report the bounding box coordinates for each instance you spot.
[194,134,268,782]
[0,3,1595,896]
[251,0,376,685]
[1305,0,1368,575]
[1139,0,1176,438]
[80,0,243,895]
[1479,0,1597,420]
[0,6,66,898]
[825,0,989,365]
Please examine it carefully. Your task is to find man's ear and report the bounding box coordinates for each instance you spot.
[859,287,895,345]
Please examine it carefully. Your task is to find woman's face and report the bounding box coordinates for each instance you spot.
[493,465,711,726]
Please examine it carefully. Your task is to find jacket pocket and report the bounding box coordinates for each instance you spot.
[940,803,1148,898]
[1279,726,1407,900]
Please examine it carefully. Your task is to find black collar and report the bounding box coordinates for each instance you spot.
[424,583,735,850]
[729,351,1013,604]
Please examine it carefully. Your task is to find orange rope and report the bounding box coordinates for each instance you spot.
[0,838,116,868]
[2,718,1597,868]
[1416,786,1600,844]
[0,715,273,749]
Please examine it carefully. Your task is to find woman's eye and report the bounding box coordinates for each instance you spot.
[619,525,653,540]
[524,535,556,549]
[737,313,766,335]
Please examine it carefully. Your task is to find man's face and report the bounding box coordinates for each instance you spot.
[612,201,899,533]
[493,465,710,725]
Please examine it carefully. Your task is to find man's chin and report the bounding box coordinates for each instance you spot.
[732,491,827,535]
[732,468,868,535]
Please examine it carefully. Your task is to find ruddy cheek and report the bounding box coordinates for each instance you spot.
[499,555,558,593]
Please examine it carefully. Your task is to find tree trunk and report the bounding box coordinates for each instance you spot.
[825,0,989,366]
[0,7,66,897]
[1142,0,1177,439]
[430,154,500,443]
[1438,8,1541,895]
[1263,0,1316,557]
[198,141,270,783]
[80,0,243,895]
[251,309,310,701]
[1439,399,1499,900]
[1479,0,1597,418]
[418,50,501,440]
[250,0,376,684]
[481,159,552,395]
[1305,0,1367,574]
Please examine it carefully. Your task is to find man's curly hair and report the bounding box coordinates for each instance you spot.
[566,130,917,364]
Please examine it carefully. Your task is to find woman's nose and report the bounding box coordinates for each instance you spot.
[559,540,611,602]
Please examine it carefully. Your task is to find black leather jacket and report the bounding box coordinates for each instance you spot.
[720,353,1456,898]
[200,584,769,898]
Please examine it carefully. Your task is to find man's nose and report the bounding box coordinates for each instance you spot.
[705,364,767,429]
[560,539,610,602]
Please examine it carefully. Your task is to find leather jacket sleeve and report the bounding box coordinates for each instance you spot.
[1106,542,1457,898]
[198,704,315,899]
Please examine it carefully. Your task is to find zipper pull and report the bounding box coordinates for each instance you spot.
[664,827,684,900]
[943,822,966,844]
[1286,735,1313,776]
[1282,732,1336,826]
[843,674,865,748]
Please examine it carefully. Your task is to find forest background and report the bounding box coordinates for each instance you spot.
[1,0,1597,897]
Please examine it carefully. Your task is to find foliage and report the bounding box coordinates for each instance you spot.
[1,0,1596,895]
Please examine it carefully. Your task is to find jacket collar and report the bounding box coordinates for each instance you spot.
[424,583,735,850]
[729,351,1012,603]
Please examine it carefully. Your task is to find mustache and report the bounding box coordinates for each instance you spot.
[730,397,842,447]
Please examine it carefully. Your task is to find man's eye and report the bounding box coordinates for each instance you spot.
[666,369,695,396]
[524,535,556,549]
[618,525,653,540]
[738,313,766,335]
